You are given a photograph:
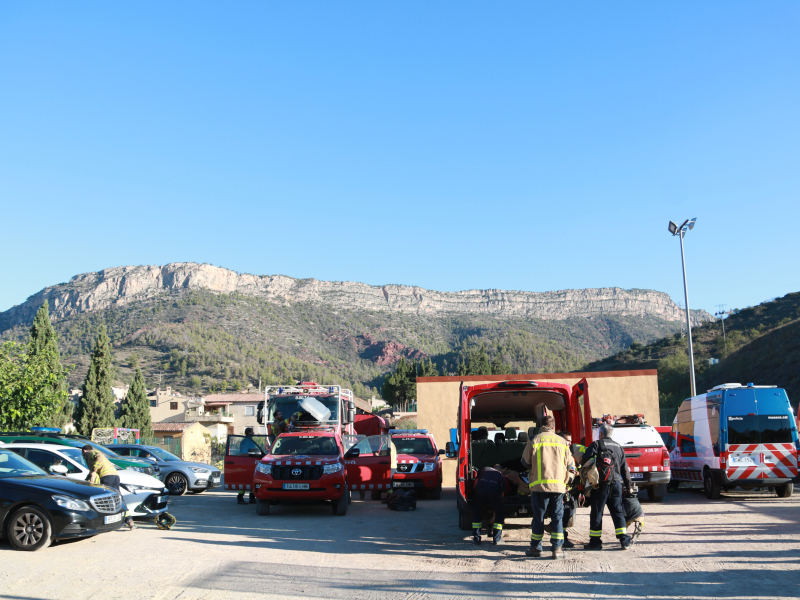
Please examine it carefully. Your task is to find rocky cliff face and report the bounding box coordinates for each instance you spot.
[0,262,711,331]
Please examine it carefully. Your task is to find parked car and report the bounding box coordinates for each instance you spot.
[0,432,158,477]
[0,448,124,551]
[111,444,221,495]
[3,443,169,518]
[390,429,445,499]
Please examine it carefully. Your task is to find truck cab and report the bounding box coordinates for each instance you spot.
[447,379,593,530]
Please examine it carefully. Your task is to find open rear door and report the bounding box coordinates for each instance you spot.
[345,435,392,492]
[572,378,593,446]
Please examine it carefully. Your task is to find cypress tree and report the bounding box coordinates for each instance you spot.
[119,368,153,439]
[76,326,116,436]
[28,302,72,428]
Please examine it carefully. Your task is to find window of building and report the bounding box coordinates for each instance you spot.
[170,402,178,410]
[150,400,157,407]
[245,405,255,417]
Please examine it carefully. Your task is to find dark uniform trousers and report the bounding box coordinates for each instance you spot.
[472,480,505,532]
[562,494,576,533]
[530,492,564,551]
[589,480,630,546]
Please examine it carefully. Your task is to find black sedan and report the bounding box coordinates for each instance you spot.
[0,449,125,550]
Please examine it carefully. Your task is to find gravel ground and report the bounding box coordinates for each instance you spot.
[2,485,799,600]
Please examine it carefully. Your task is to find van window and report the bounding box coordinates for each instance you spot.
[677,421,696,455]
[727,415,793,445]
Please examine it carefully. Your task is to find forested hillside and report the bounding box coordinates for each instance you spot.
[1,288,691,399]
[582,292,800,423]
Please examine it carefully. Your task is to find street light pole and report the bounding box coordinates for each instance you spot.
[668,219,698,397]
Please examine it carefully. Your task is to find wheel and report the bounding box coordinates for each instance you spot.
[333,488,350,516]
[191,488,206,494]
[776,483,794,498]
[165,473,189,496]
[8,506,52,551]
[430,486,442,500]
[646,485,664,503]
[256,499,271,515]
[668,479,680,493]
[703,469,721,500]
[370,490,383,501]
[458,509,472,531]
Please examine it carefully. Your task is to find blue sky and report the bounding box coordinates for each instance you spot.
[1,2,798,315]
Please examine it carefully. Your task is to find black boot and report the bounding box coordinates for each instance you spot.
[492,528,502,545]
[525,547,542,558]
[562,535,575,549]
[249,493,256,504]
[125,516,135,530]
[237,494,246,505]
[472,528,481,545]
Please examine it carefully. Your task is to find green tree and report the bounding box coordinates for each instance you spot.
[27,302,73,428]
[0,341,70,430]
[189,375,202,392]
[382,357,416,409]
[419,358,439,377]
[466,346,492,376]
[118,368,153,439]
[75,326,117,436]
[491,355,513,375]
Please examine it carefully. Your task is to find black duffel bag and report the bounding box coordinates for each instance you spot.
[387,489,417,511]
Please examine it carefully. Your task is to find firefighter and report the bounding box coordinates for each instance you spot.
[82,445,134,530]
[471,466,506,545]
[237,428,259,505]
[521,415,571,560]
[580,422,633,550]
[270,411,290,438]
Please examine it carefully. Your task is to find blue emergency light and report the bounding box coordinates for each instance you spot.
[391,429,428,435]
[30,427,61,433]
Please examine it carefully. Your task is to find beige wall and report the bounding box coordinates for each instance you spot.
[148,389,194,423]
[417,370,659,486]
[178,423,212,463]
[229,402,260,435]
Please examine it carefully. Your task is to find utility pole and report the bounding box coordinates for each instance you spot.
[668,219,698,397]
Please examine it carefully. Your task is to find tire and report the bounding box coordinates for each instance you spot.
[256,499,271,515]
[8,506,52,551]
[370,490,382,501]
[776,483,794,498]
[430,486,442,500]
[646,486,664,503]
[333,488,350,516]
[703,469,721,500]
[165,473,189,496]
[458,509,472,531]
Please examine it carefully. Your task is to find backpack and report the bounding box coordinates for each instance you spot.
[387,489,417,511]
[596,439,615,486]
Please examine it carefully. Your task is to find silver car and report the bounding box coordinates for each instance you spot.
[112,445,221,496]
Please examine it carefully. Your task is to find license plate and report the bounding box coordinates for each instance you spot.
[104,513,122,525]
[283,483,309,490]
[731,456,756,466]
[394,481,414,487]
[157,496,169,503]
[630,473,644,479]
[211,477,219,484]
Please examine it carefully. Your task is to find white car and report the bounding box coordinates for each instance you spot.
[1,443,170,518]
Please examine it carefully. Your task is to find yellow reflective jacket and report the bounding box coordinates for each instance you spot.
[85,449,118,479]
[521,426,571,494]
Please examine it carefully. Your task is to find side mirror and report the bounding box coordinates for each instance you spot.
[445,442,457,458]
[256,401,265,425]
[438,449,446,455]
[247,448,264,457]
[344,448,360,459]
[50,464,68,475]
[347,408,355,424]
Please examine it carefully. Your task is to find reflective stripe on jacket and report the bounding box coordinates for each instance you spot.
[521,426,571,494]
[86,450,118,479]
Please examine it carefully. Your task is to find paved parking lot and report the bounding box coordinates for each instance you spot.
[2,485,799,600]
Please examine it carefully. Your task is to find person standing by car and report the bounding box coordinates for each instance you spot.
[521,415,571,560]
[237,428,258,505]
[82,445,134,530]
[580,423,633,550]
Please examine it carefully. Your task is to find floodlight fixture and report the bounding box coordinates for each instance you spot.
[668,221,678,235]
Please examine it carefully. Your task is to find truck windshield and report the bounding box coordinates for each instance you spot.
[269,396,339,423]
[392,437,435,455]
[271,436,339,456]
[727,414,793,445]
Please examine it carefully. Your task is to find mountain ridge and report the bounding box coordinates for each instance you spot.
[0,262,712,332]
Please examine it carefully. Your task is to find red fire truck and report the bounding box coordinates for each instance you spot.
[446,379,593,530]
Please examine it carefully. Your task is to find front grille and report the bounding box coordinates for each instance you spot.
[398,463,422,473]
[272,466,323,480]
[90,492,122,514]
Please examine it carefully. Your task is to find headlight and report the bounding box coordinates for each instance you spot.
[53,495,91,511]
[189,467,210,474]
[323,462,343,475]
[122,484,155,493]
[256,463,272,475]
[422,462,437,472]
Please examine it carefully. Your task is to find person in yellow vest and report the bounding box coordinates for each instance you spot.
[270,411,290,438]
[520,415,571,560]
[82,445,134,530]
